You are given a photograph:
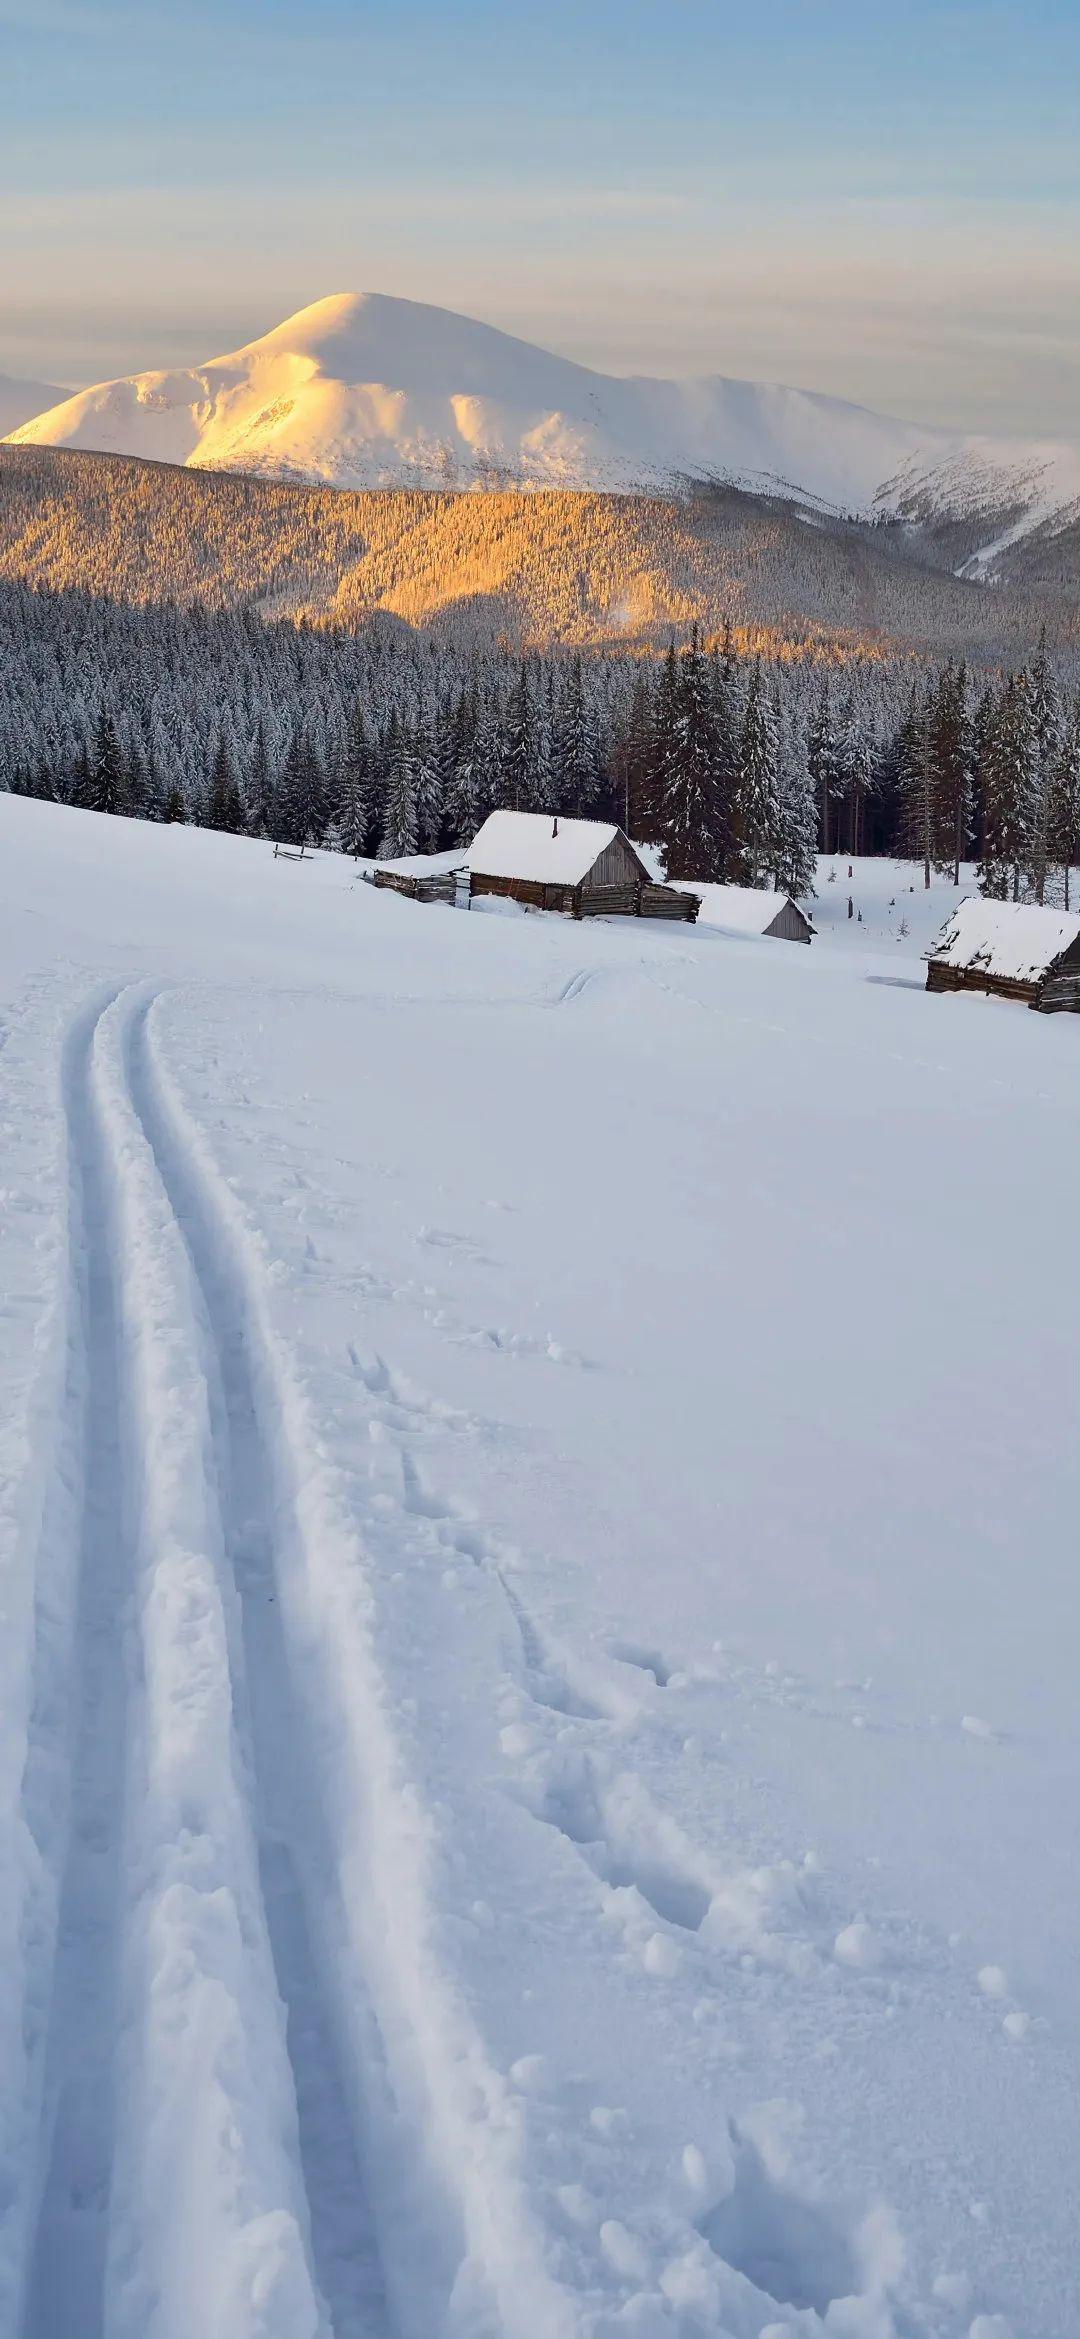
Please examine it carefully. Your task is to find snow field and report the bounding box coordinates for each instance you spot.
[1,798,1078,2338]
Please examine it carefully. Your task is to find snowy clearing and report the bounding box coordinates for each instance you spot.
[0,796,1077,2339]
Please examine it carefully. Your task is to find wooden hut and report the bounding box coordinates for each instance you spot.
[467,812,698,921]
[675,882,813,943]
[926,897,1080,1009]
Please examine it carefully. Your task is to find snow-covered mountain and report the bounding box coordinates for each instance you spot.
[6,291,1080,562]
[0,371,70,437]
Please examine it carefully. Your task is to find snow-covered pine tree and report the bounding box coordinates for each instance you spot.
[556,656,600,816]
[807,680,839,859]
[773,687,818,897]
[978,674,1037,901]
[380,718,419,859]
[1027,630,1061,903]
[736,660,782,887]
[660,635,711,880]
[89,708,124,816]
[124,733,152,822]
[278,729,316,848]
[336,702,373,856]
[895,684,934,886]
[413,719,443,854]
[443,687,480,846]
[1047,695,1080,910]
[207,734,244,833]
[504,662,534,812]
[473,697,509,821]
[649,645,680,872]
[928,660,972,885]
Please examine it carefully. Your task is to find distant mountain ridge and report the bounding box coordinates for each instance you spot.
[3,443,1075,664]
[5,293,1079,579]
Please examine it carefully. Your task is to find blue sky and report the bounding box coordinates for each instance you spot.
[2,0,1077,434]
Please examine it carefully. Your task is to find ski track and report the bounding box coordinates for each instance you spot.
[119,991,391,2339]
[14,985,395,2339]
[20,990,131,2339]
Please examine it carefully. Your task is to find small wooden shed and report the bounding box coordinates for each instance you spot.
[926,897,1080,1008]
[467,811,698,921]
[677,882,813,944]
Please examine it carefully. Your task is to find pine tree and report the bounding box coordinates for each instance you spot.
[246,712,276,838]
[896,685,935,885]
[807,680,839,859]
[736,661,782,886]
[89,708,124,816]
[557,657,599,815]
[444,688,480,846]
[979,675,1036,901]
[124,733,152,822]
[929,661,972,884]
[1027,631,1061,902]
[504,662,535,812]
[336,703,372,856]
[1047,697,1080,910]
[413,720,443,853]
[380,719,419,859]
[774,691,818,897]
[651,645,681,874]
[207,734,244,832]
[660,635,716,880]
[279,729,318,849]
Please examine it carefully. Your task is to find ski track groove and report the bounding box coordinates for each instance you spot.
[19,991,131,2339]
[17,986,396,2339]
[119,993,392,2339]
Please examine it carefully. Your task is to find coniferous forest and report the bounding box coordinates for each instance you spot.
[2,576,1079,905]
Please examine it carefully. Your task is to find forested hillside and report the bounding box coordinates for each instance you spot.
[3,577,1078,905]
[2,445,1075,660]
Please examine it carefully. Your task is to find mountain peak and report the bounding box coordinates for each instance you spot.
[5,294,1079,556]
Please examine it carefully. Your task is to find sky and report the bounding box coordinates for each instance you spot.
[1,0,1078,438]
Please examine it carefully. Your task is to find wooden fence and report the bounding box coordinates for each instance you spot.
[578,881,699,921]
[367,867,462,905]
[366,867,700,923]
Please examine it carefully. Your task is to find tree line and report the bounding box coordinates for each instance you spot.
[2,579,1078,904]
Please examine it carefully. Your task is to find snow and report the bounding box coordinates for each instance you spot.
[927,895,1080,985]
[2,794,1079,2339]
[467,811,637,886]
[7,291,1080,541]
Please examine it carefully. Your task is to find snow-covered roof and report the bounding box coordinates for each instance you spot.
[467,811,640,885]
[928,895,1080,983]
[673,881,807,935]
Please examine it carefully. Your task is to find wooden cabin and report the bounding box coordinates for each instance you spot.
[467,812,698,921]
[926,897,1080,1009]
[676,882,813,943]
